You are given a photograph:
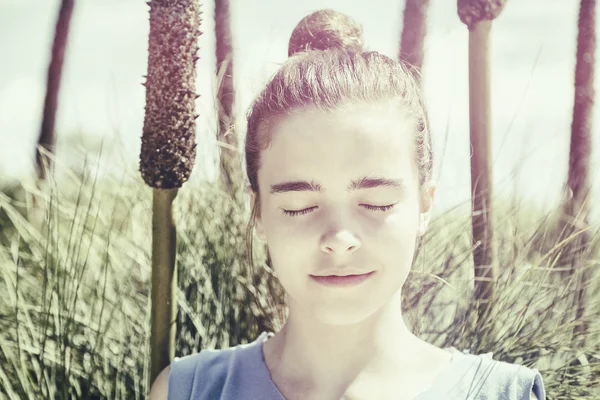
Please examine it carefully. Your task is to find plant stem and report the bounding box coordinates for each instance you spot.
[150,188,178,384]
[468,19,496,320]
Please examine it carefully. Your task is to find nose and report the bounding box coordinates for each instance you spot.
[320,230,361,254]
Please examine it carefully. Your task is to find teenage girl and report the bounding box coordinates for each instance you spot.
[149,9,546,400]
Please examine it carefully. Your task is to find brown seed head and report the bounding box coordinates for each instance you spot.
[457,0,507,29]
[140,0,202,189]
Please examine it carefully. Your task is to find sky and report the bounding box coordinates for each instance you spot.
[0,0,599,221]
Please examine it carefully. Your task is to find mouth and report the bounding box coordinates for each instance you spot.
[310,271,375,287]
[312,269,375,277]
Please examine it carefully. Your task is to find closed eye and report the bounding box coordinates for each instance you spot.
[282,204,396,217]
[282,207,317,217]
[361,204,395,212]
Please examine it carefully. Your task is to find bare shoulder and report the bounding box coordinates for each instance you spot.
[148,366,171,400]
[531,390,538,400]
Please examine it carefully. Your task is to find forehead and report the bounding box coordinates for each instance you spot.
[259,102,416,188]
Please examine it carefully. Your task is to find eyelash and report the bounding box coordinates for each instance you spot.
[282,204,396,217]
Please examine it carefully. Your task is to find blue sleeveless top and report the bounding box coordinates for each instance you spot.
[168,331,546,399]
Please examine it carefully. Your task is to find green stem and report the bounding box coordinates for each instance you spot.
[150,187,178,385]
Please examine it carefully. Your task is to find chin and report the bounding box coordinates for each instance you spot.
[303,297,382,326]
[318,312,374,327]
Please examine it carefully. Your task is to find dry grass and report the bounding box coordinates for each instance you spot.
[0,160,598,399]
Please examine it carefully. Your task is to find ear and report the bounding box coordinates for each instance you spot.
[246,186,267,242]
[417,181,436,237]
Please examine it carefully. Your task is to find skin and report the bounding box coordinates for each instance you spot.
[148,100,540,399]
[249,101,448,399]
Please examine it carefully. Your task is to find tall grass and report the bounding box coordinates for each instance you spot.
[0,155,599,399]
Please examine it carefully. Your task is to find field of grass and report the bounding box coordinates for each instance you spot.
[0,161,599,399]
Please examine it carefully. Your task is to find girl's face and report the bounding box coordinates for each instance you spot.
[251,101,434,326]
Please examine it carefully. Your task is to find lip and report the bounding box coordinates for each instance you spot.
[310,271,375,287]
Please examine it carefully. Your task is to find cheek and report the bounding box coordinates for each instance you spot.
[263,209,300,241]
[262,212,309,268]
[374,209,420,262]
[371,197,420,233]
[387,209,420,236]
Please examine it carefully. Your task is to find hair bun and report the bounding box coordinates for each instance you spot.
[288,9,365,57]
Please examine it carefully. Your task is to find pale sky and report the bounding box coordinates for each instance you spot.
[0,0,598,220]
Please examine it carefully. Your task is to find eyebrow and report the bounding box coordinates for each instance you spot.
[269,176,406,195]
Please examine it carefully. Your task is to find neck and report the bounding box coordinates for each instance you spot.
[268,289,424,392]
